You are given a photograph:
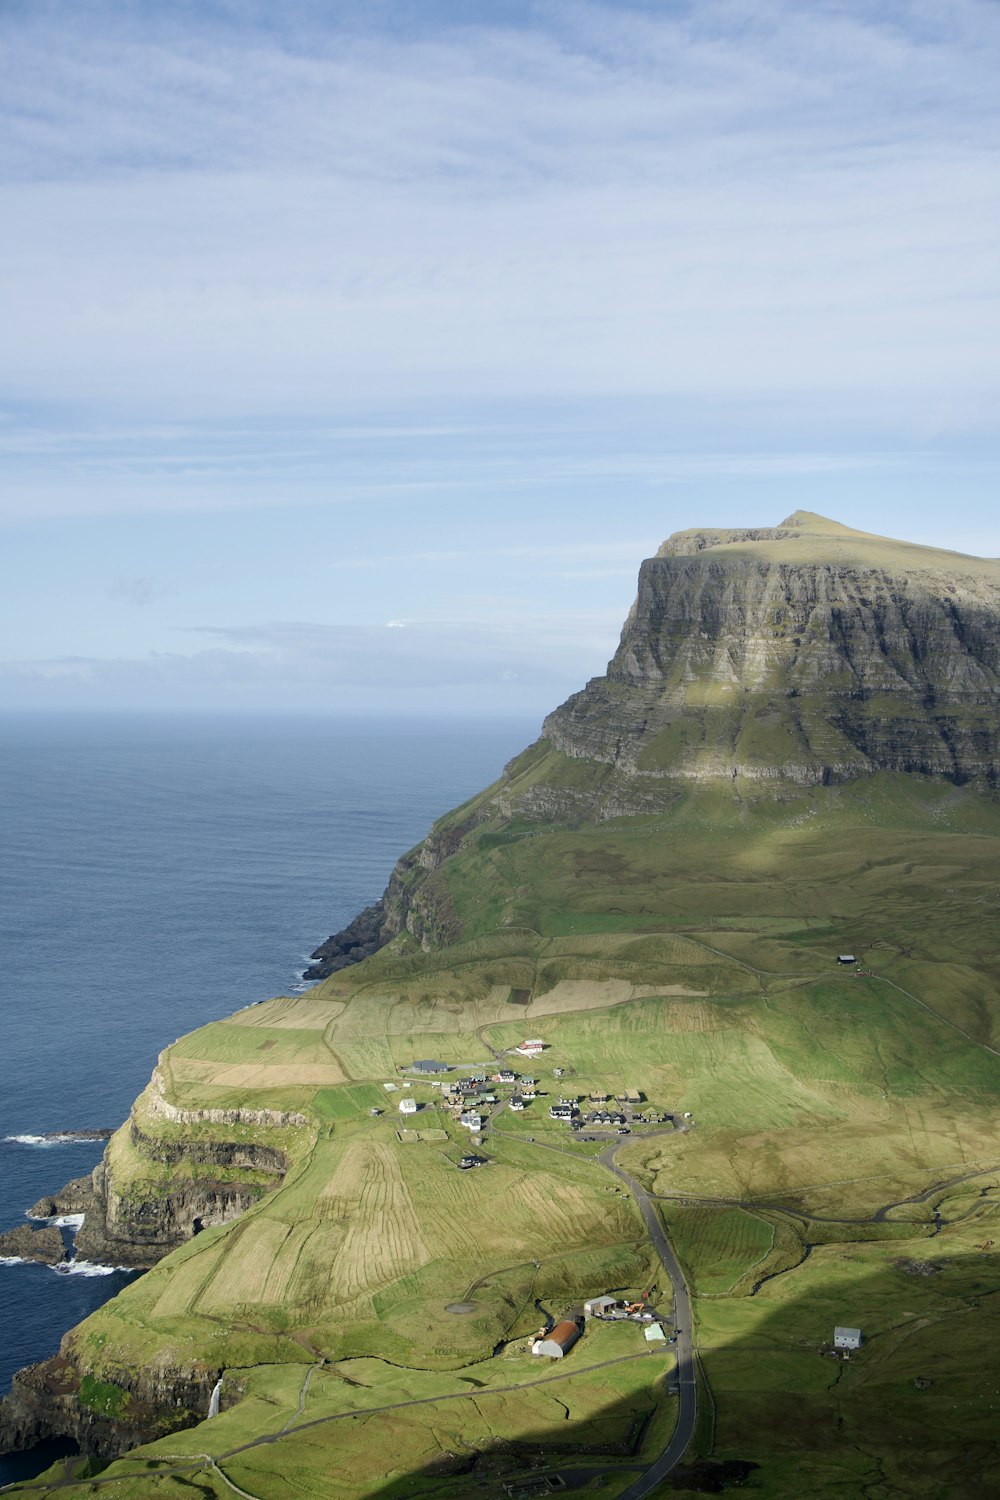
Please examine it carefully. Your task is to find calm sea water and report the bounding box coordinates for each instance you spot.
[0,713,536,1483]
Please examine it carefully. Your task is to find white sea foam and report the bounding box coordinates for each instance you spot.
[4,1134,101,1147]
[28,1213,85,1229]
[0,1255,27,1267]
[49,1260,132,1278]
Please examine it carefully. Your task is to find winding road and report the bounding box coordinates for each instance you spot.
[596,1139,698,1497]
[485,1120,699,1489]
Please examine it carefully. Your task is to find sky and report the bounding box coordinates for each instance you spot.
[2,0,1000,716]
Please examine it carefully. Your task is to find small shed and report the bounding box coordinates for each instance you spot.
[532,1320,581,1359]
[644,1323,667,1343]
[584,1295,618,1317]
[836,955,856,966]
[834,1326,862,1349]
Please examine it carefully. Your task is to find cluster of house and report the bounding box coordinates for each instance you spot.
[431,1068,543,1134]
[548,1088,647,1131]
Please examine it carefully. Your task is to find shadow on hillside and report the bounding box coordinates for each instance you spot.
[347,1242,1000,1500]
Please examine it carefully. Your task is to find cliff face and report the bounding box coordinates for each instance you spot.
[0,1352,221,1462]
[0,1057,301,1461]
[545,513,1000,790]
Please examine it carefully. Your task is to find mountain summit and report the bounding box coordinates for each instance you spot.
[542,511,1000,793]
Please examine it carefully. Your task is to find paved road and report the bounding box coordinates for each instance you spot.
[487,1121,699,1487]
[597,1141,698,1497]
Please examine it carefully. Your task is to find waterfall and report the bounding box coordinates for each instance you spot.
[208,1376,223,1419]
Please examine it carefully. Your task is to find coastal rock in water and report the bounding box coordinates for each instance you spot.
[0,1224,68,1266]
[28,1177,94,1221]
[41,1129,114,1143]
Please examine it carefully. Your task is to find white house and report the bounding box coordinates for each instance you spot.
[460,1112,483,1131]
[398,1097,419,1115]
[834,1326,862,1349]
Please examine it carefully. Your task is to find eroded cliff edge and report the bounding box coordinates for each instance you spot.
[0,1063,309,1462]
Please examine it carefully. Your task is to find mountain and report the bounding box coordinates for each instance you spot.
[545,510,1000,791]
[307,510,1000,976]
[4,513,1000,1500]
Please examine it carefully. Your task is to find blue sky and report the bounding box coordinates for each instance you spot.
[3,0,999,714]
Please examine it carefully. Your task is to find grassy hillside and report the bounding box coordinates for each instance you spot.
[11,771,1000,1498]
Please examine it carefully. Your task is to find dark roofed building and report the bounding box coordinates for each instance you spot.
[408,1060,451,1074]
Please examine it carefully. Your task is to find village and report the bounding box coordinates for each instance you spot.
[375,1037,678,1158]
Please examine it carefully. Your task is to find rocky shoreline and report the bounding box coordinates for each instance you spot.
[302,899,388,980]
[0,1225,69,1268]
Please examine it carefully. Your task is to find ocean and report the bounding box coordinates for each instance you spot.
[0,712,536,1484]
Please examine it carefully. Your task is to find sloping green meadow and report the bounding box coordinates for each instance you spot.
[16,774,1000,1498]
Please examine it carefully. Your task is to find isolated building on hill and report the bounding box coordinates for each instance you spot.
[398,1097,419,1115]
[531,1320,581,1358]
[834,1326,862,1349]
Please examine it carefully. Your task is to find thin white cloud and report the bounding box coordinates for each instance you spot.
[0,608,626,711]
[0,1,997,423]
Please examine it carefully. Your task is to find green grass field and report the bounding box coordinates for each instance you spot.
[12,771,1000,1499]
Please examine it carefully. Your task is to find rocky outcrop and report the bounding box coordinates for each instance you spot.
[0,1224,68,1266]
[0,1350,221,1461]
[303,900,387,979]
[72,1159,263,1269]
[28,1177,92,1220]
[305,809,480,978]
[28,1064,300,1272]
